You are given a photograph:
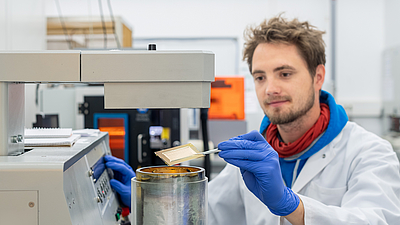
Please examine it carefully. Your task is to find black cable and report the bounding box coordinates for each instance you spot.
[107,0,121,48]
[200,108,211,180]
[98,0,107,49]
[55,0,72,49]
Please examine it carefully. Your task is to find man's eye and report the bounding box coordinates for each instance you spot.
[281,73,291,77]
[254,76,264,81]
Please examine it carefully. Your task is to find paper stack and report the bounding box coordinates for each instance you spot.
[24,128,81,147]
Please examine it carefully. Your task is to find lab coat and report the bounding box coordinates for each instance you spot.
[208,122,400,224]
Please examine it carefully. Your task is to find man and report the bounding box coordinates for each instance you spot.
[105,16,400,224]
[208,16,400,224]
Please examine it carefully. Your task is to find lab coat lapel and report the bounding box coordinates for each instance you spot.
[291,142,337,192]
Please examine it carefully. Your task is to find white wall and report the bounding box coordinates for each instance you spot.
[336,0,384,118]
[385,0,400,49]
[0,0,46,50]
[0,0,46,128]
[380,0,400,136]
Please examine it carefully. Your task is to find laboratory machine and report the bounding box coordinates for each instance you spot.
[0,49,214,224]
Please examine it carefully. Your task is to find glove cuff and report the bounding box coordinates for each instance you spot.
[268,187,300,216]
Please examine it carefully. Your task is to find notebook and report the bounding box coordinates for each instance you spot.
[24,134,81,147]
[24,128,72,138]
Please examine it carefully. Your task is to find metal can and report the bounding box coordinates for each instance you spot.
[131,166,207,225]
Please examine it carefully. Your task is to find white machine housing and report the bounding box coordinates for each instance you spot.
[0,132,119,225]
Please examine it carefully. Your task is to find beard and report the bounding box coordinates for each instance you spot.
[264,87,315,125]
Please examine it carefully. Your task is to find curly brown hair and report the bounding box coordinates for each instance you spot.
[243,15,326,77]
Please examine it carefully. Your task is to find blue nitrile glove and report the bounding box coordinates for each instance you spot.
[104,155,135,209]
[218,130,300,216]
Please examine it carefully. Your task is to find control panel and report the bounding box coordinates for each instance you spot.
[62,134,123,224]
[94,169,114,212]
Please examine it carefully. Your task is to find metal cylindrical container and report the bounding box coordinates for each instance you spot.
[131,166,207,225]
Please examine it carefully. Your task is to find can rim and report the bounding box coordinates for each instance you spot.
[136,165,204,175]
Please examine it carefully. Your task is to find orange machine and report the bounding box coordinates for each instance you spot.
[208,77,245,120]
[97,117,126,161]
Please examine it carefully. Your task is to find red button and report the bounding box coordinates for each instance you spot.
[121,207,130,217]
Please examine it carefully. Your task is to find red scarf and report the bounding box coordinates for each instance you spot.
[266,103,330,158]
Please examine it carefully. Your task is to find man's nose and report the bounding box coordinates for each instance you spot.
[265,78,281,95]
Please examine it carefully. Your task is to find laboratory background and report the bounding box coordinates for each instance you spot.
[1,0,400,224]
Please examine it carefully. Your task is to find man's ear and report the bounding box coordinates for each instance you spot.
[314,64,325,90]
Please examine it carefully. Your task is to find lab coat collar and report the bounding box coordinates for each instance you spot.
[291,130,344,192]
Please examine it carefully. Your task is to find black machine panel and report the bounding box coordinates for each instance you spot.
[81,96,180,170]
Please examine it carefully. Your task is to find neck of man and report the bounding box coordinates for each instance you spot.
[277,100,321,144]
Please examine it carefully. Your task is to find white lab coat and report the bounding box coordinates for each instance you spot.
[208,122,400,224]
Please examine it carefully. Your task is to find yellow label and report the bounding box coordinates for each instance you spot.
[161,127,170,140]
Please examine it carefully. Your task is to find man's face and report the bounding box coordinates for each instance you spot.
[251,43,319,125]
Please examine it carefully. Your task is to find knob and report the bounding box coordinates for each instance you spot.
[173,140,181,147]
[148,43,156,51]
[10,136,18,143]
